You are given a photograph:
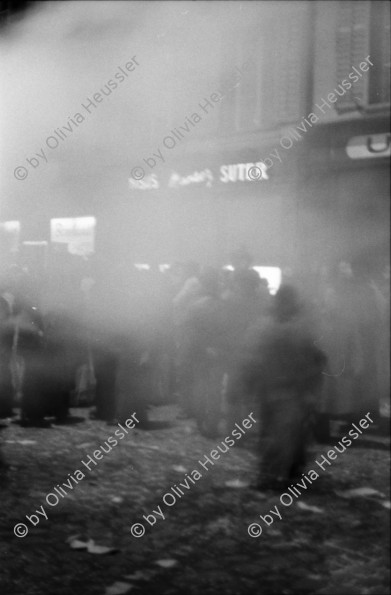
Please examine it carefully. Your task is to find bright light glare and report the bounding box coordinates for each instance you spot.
[253,266,282,295]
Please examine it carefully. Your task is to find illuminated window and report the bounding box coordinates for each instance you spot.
[50,217,96,256]
[0,220,21,252]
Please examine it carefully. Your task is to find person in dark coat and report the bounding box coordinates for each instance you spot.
[17,303,47,425]
[42,306,84,422]
[240,285,327,489]
[86,272,120,424]
[184,266,227,437]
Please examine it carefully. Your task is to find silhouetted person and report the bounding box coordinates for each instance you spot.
[43,306,83,422]
[17,303,47,425]
[184,267,227,436]
[87,270,120,423]
[173,261,202,417]
[240,285,327,490]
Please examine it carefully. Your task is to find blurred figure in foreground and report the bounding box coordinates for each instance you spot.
[241,285,327,490]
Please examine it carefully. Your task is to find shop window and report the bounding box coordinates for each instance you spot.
[0,220,21,253]
[50,217,96,256]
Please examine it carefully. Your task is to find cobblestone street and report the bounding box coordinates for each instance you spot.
[1,406,389,595]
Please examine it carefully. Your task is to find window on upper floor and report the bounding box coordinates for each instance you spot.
[368,0,390,104]
[335,0,390,112]
[218,3,311,135]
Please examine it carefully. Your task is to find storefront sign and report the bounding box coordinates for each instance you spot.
[346,133,391,159]
[168,169,214,189]
[128,160,270,191]
[129,174,160,190]
[220,161,269,182]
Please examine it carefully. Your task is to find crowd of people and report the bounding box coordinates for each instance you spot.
[0,246,389,489]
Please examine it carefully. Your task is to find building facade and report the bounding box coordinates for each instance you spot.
[1,1,389,280]
[120,0,389,277]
